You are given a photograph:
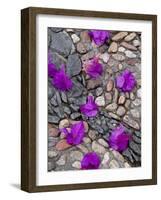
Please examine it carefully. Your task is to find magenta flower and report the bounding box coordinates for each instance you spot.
[61,121,85,145]
[84,57,103,79]
[81,152,101,170]
[52,64,73,91]
[48,63,58,78]
[116,69,136,92]
[88,30,110,46]
[80,96,98,117]
[108,125,131,152]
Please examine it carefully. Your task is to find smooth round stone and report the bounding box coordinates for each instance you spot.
[56,155,66,166]
[70,151,83,161]
[95,87,103,96]
[72,161,81,169]
[101,152,110,165]
[55,139,71,151]
[106,103,118,111]
[98,138,109,148]
[92,141,106,154]
[106,80,114,92]
[108,42,118,53]
[71,34,80,43]
[118,46,125,52]
[112,31,128,41]
[112,150,124,162]
[133,39,140,47]
[88,130,97,140]
[109,160,120,168]
[59,119,70,129]
[95,96,105,106]
[125,50,136,58]
[99,53,110,63]
[124,32,136,41]
[116,106,126,116]
[118,95,126,104]
[83,137,91,144]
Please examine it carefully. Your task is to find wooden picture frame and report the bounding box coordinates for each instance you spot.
[21,7,157,192]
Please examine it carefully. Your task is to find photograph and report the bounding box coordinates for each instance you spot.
[48,27,141,172]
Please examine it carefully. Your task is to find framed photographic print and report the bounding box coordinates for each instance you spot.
[21,7,157,192]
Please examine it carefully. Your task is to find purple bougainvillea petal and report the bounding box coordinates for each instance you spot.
[108,125,131,152]
[84,57,103,79]
[52,64,73,91]
[88,30,110,46]
[62,121,85,145]
[81,152,101,170]
[116,69,136,92]
[80,96,98,117]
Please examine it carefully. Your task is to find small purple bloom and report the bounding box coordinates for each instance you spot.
[81,152,101,170]
[88,30,110,46]
[52,64,73,91]
[48,63,58,77]
[116,69,136,92]
[61,121,85,145]
[84,57,103,79]
[108,125,131,152]
[80,96,98,117]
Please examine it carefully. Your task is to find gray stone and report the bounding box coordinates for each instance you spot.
[48,150,58,158]
[95,87,103,96]
[48,161,55,171]
[129,141,141,155]
[92,141,106,154]
[53,107,64,118]
[50,27,63,33]
[133,39,141,47]
[48,115,60,124]
[112,53,125,61]
[50,52,67,69]
[66,54,82,77]
[95,96,105,106]
[88,130,97,140]
[116,106,126,116]
[61,92,68,103]
[50,31,73,57]
[130,109,140,118]
[112,32,128,41]
[56,155,66,166]
[70,151,83,161]
[87,79,102,90]
[122,148,134,163]
[48,85,55,99]
[132,98,141,106]
[64,106,71,115]
[67,79,84,97]
[55,91,62,105]
[101,152,110,166]
[132,135,141,144]
[70,112,81,119]
[50,95,57,106]
[70,104,79,111]
[106,103,118,111]
[123,115,140,130]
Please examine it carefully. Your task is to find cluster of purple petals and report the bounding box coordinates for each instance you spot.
[88,30,110,46]
[81,152,101,169]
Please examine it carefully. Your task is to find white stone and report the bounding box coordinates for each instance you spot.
[118,46,125,52]
[125,50,137,58]
[71,34,80,43]
[56,155,66,166]
[101,152,110,165]
[95,96,105,106]
[98,138,109,148]
[48,151,58,158]
[72,161,81,169]
[133,39,141,47]
[99,53,110,63]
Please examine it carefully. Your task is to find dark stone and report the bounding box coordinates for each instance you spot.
[70,112,81,120]
[50,27,63,33]
[50,32,73,57]
[122,148,134,163]
[81,74,86,86]
[70,104,79,111]
[61,92,68,103]
[63,106,71,115]
[67,79,84,98]
[95,87,103,96]
[129,141,141,155]
[50,52,67,69]
[132,135,141,144]
[75,96,87,105]
[66,54,82,77]
[48,115,60,124]
[134,131,141,138]
[48,102,54,114]
[48,84,55,99]
[52,107,64,119]
[50,95,58,106]
[55,91,62,105]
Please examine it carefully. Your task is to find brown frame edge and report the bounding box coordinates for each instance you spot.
[21,7,157,193]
